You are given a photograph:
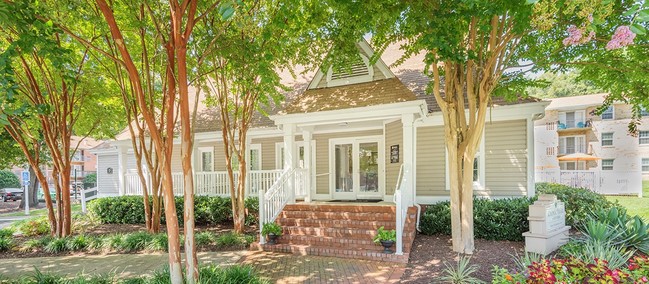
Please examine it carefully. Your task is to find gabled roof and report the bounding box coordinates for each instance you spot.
[545,93,608,111]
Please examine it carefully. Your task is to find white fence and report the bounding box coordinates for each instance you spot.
[535,169,642,196]
[124,170,284,197]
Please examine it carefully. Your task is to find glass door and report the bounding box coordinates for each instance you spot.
[331,137,383,200]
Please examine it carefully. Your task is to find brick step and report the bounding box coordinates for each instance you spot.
[279,210,395,221]
[277,218,396,230]
[284,204,396,214]
[276,234,414,252]
[282,226,415,240]
[250,243,410,264]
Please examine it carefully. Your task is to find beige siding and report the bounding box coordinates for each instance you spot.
[252,137,283,170]
[484,120,528,196]
[314,129,383,195]
[384,121,402,195]
[415,126,446,196]
[97,153,119,195]
[170,144,183,172]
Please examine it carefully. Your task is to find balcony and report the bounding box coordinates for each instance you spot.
[557,119,592,132]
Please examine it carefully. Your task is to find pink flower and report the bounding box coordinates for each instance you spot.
[563,25,583,46]
[606,26,636,50]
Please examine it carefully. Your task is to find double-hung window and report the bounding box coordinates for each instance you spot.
[601,159,614,171]
[601,106,614,120]
[601,132,614,146]
[640,131,649,145]
[642,158,649,172]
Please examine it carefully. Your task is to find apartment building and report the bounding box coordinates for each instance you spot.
[535,93,646,196]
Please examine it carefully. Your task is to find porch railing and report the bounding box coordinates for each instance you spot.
[535,169,642,196]
[259,168,295,244]
[393,163,409,256]
[123,170,283,197]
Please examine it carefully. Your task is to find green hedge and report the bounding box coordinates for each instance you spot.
[420,197,532,241]
[535,182,615,226]
[0,170,20,189]
[88,196,258,226]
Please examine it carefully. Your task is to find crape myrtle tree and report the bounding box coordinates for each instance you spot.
[0,130,42,208]
[200,0,331,234]
[322,0,639,254]
[0,1,122,237]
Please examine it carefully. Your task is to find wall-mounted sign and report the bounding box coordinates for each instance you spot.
[390,145,399,163]
[107,167,113,174]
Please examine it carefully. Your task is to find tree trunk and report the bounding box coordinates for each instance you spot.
[234,157,247,234]
[161,169,183,284]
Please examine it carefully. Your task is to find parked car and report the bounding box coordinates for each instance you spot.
[1,188,23,202]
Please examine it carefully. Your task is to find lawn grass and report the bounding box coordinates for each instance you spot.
[606,180,649,221]
[0,204,82,217]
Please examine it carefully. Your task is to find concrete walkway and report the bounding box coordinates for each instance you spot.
[0,251,246,280]
[0,216,30,229]
[0,251,406,283]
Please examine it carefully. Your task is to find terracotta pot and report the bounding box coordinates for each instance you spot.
[267,233,279,245]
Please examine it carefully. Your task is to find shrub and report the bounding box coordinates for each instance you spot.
[0,228,14,238]
[67,235,89,251]
[440,256,484,284]
[20,237,50,252]
[215,232,250,247]
[122,232,154,252]
[245,197,259,226]
[88,196,259,226]
[261,222,282,237]
[0,170,20,188]
[195,231,214,247]
[104,234,125,251]
[146,233,168,252]
[372,226,396,243]
[0,236,13,252]
[420,197,531,241]
[17,217,50,237]
[536,182,615,226]
[586,207,649,254]
[44,238,69,253]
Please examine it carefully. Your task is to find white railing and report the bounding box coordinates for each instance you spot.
[81,187,99,213]
[123,170,283,197]
[536,169,642,196]
[293,168,308,198]
[393,164,409,256]
[259,168,295,244]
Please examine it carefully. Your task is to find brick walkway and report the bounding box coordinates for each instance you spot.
[241,251,406,284]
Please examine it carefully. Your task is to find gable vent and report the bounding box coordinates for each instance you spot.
[330,58,370,80]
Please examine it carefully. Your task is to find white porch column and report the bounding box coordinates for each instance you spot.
[526,117,535,197]
[302,127,314,202]
[117,146,126,196]
[401,113,415,207]
[284,123,296,203]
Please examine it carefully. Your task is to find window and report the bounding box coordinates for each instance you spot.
[472,157,479,182]
[601,132,614,146]
[640,131,649,145]
[276,143,306,169]
[560,161,585,171]
[198,147,214,172]
[642,158,649,172]
[602,159,614,171]
[601,106,614,120]
[558,111,586,129]
[249,145,262,171]
[641,107,649,117]
[559,136,586,154]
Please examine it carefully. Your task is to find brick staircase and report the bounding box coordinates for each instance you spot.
[251,203,418,263]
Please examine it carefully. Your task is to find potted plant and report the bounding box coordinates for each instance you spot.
[373,226,397,254]
[261,222,282,245]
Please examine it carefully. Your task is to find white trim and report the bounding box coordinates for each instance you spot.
[416,101,550,127]
[601,105,615,120]
[249,144,262,171]
[325,54,374,87]
[526,117,535,197]
[329,135,384,200]
[197,147,214,172]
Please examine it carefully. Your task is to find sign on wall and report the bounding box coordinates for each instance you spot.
[390,145,399,163]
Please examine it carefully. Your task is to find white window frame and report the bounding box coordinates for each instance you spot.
[559,135,586,155]
[198,147,214,172]
[248,144,262,171]
[601,132,614,147]
[276,141,312,170]
[601,106,614,120]
[558,110,585,129]
[640,131,649,145]
[641,107,649,117]
[446,132,485,191]
[642,158,649,172]
[601,159,614,171]
[559,161,586,171]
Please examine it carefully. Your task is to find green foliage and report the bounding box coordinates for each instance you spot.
[580,207,649,255]
[526,71,604,99]
[88,196,258,226]
[0,236,13,252]
[372,226,396,243]
[568,240,634,270]
[0,170,20,188]
[126,265,268,284]
[0,228,14,238]
[536,183,615,226]
[440,256,485,284]
[20,236,52,252]
[260,222,282,237]
[121,232,153,252]
[244,197,259,226]
[44,237,69,254]
[491,266,526,284]
[420,198,531,241]
[215,232,252,248]
[17,217,50,237]
[146,233,168,252]
[195,231,214,247]
[66,235,89,251]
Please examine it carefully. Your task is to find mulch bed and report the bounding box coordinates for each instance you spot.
[401,234,525,283]
[0,223,258,259]
[0,201,22,214]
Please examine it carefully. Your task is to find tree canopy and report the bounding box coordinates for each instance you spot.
[526,71,604,99]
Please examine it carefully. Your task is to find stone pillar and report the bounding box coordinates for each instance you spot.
[522,194,571,255]
[283,124,296,203]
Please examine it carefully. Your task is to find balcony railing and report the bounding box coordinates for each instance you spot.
[557,119,592,130]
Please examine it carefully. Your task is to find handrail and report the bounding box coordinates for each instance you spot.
[258,168,294,244]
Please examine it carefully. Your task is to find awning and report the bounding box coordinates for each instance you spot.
[557,153,602,161]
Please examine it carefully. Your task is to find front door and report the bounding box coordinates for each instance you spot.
[331,137,383,200]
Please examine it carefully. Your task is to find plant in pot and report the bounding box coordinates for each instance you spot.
[373,226,397,254]
[262,222,282,245]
